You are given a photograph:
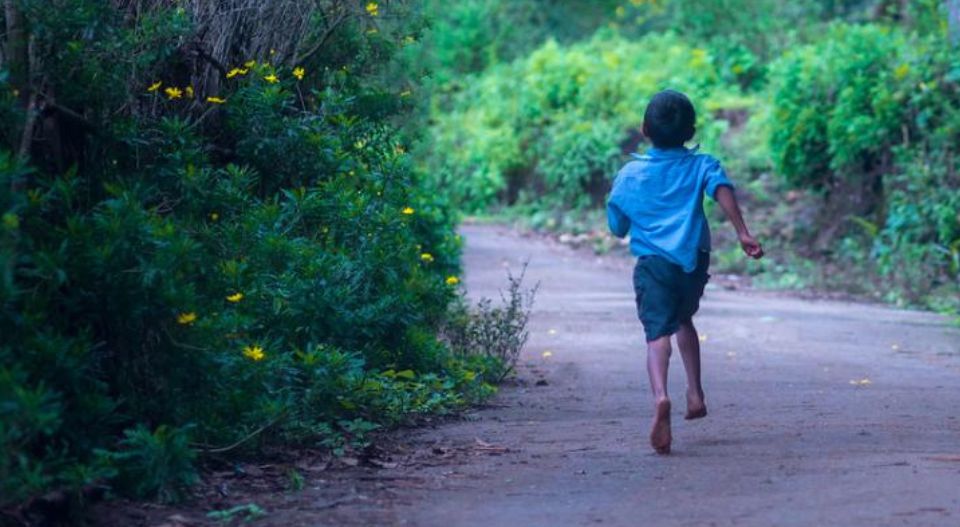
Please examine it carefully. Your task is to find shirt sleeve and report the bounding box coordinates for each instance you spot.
[606,173,630,238]
[703,156,734,200]
[606,200,630,238]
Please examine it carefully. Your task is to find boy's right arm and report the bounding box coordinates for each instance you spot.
[714,186,763,259]
[606,201,630,238]
[606,173,630,238]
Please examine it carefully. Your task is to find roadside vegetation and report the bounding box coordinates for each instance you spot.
[0,0,532,513]
[423,0,960,314]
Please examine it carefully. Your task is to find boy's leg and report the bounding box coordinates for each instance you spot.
[676,319,707,420]
[647,335,672,454]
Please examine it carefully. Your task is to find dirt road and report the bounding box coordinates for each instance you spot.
[97,224,960,527]
[386,224,960,527]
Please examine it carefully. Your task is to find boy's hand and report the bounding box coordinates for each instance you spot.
[739,233,764,259]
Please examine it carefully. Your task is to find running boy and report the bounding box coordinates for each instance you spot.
[607,90,763,455]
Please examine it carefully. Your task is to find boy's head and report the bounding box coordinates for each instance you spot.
[642,90,696,149]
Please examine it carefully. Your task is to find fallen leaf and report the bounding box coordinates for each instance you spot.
[849,378,872,386]
[699,334,708,342]
[542,351,553,358]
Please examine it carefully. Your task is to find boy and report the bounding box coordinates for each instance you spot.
[607,90,763,455]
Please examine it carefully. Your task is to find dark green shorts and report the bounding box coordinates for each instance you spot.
[633,252,710,342]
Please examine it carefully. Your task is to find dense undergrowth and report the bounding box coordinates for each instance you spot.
[423,0,960,315]
[0,0,532,509]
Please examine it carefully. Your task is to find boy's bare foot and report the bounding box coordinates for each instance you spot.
[650,398,672,454]
[685,390,707,420]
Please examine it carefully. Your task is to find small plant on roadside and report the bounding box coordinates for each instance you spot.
[442,265,538,382]
[286,469,305,492]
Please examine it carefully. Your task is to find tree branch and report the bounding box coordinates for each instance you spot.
[292,7,353,66]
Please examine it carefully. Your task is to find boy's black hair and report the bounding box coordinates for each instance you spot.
[642,90,696,149]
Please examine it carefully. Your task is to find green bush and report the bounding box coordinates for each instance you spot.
[768,23,960,307]
[424,31,753,211]
[442,266,537,383]
[418,0,622,82]
[770,24,904,192]
[0,0,500,506]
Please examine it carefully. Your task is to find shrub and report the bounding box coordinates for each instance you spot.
[0,0,502,506]
[768,22,960,307]
[424,31,752,211]
[770,24,904,194]
[442,266,538,383]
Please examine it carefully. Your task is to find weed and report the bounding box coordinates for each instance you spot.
[442,265,538,382]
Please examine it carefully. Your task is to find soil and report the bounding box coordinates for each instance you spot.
[88,224,960,527]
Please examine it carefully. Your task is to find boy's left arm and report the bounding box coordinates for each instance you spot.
[705,157,762,259]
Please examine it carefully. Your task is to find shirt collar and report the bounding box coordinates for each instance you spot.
[631,144,699,161]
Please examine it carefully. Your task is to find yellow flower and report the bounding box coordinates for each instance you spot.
[401,207,415,215]
[226,67,249,79]
[243,345,265,361]
[185,86,194,98]
[206,96,227,104]
[226,292,244,303]
[147,81,162,92]
[445,276,460,286]
[244,60,257,69]
[400,90,412,98]
[209,212,219,221]
[177,312,197,325]
[420,253,434,263]
[366,2,379,16]
[264,73,279,84]
[165,87,183,99]
[293,67,305,80]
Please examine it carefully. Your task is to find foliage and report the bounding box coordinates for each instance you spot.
[418,0,622,82]
[102,426,198,503]
[424,31,752,211]
[442,266,538,383]
[0,0,507,507]
[769,23,960,308]
[419,0,958,314]
[770,24,904,193]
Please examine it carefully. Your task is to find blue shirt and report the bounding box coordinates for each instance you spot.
[606,146,733,272]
